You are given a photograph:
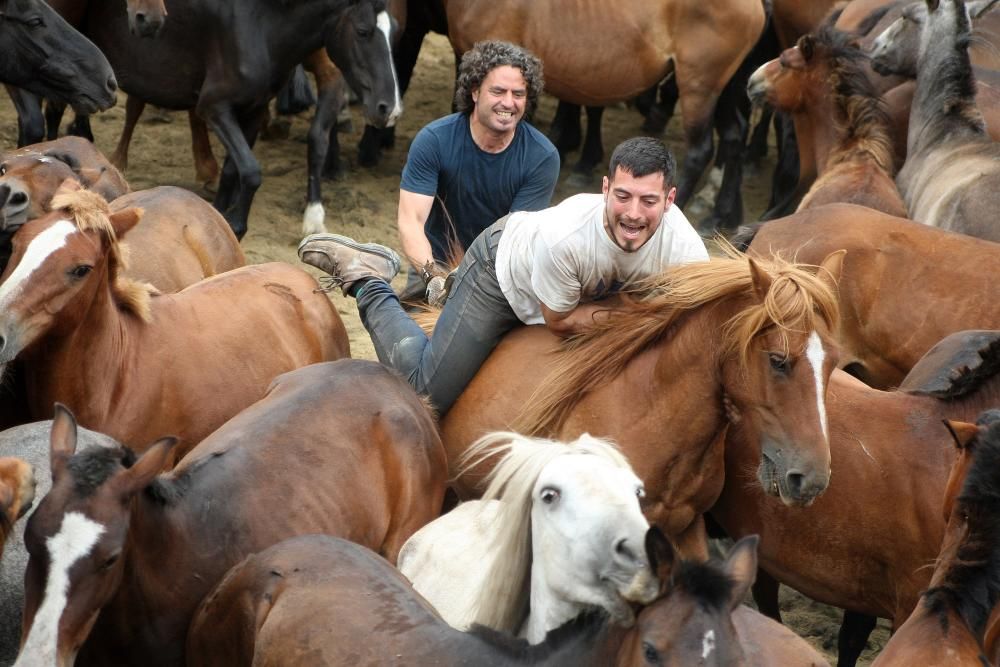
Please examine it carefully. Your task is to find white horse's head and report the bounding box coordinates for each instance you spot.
[462,431,657,641]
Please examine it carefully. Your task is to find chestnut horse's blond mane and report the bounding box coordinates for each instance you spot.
[49,189,154,322]
[458,431,632,634]
[514,246,840,436]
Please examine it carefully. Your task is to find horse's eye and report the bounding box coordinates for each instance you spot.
[540,487,560,504]
[70,265,92,280]
[100,552,120,570]
[642,641,660,664]
[26,17,43,27]
[769,353,790,375]
[356,26,373,38]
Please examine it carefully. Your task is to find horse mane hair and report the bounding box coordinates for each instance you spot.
[49,189,155,323]
[513,244,840,436]
[66,445,137,497]
[924,415,1000,638]
[908,336,1000,400]
[468,609,608,659]
[810,22,896,174]
[458,431,633,634]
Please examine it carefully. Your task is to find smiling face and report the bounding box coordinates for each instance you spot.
[471,65,527,138]
[602,166,675,252]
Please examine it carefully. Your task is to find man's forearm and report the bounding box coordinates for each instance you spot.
[545,297,625,338]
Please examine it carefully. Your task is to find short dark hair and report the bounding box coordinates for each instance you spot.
[453,41,545,120]
[607,137,677,189]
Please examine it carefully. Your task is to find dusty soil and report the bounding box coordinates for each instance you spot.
[0,33,890,664]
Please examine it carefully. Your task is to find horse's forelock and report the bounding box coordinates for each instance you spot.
[65,445,135,498]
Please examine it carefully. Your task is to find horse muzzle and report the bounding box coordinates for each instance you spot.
[758,451,830,507]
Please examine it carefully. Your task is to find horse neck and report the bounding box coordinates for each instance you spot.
[910,18,986,155]
[524,562,585,644]
[790,103,834,177]
[265,0,351,69]
[824,71,896,176]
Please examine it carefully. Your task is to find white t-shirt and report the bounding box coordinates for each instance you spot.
[495,193,709,325]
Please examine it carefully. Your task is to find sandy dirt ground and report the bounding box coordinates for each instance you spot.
[0,33,892,663]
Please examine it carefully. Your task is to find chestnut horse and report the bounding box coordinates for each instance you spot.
[0,456,33,557]
[0,186,347,454]
[740,203,1000,389]
[711,331,1000,667]
[747,24,907,216]
[440,0,767,226]
[440,251,843,559]
[872,412,1000,666]
[18,361,447,666]
[878,0,1000,241]
[187,532,829,666]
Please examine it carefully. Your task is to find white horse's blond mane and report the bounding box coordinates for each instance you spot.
[457,431,632,633]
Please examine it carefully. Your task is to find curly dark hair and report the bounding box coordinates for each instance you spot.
[453,41,545,120]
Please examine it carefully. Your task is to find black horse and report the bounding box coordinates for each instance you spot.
[79,0,400,239]
[1,0,117,144]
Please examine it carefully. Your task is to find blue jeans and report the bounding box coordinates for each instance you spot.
[355,219,520,414]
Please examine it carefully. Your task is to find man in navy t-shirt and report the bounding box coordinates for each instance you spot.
[398,40,560,300]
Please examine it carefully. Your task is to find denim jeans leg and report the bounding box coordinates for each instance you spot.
[355,221,519,414]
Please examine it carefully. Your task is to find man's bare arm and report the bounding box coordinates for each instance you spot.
[397,189,436,269]
[540,296,626,338]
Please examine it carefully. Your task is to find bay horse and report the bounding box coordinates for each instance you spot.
[439,250,843,559]
[80,0,402,239]
[710,332,1000,667]
[0,456,33,557]
[398,432,658,642]
[0,414,120,663]
[739,203,1000,389]
[871,412,1000,665]
[439,0,767,227]
[18,360,447,666]
[0,184,348,454]
[879,0,1000,241]
[747,24,907,216]
[188,533,829,666]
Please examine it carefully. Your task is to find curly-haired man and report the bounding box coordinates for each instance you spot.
[396,40,560,301]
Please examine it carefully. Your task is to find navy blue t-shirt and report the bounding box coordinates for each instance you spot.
[400,113,560,261]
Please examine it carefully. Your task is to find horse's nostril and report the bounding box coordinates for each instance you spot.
[10,192,27,206]
[786,472,805,497]
[615,537,636,562]
[377,102,390,117]
[107,74,118,93]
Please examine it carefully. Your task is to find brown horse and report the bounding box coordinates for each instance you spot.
[187,532,829,666]
[871,413,1000,666]
[748,24,907,216]
[711,332,1000,667]
[440,251,843,558]
[741,203,1000,388]
[0,456,33,558]
[18,361,447,666]
[876,0,1000,241]
[440,0,766,220]
[0,185,347,454]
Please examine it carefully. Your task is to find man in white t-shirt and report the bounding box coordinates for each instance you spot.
[298,137,709,414]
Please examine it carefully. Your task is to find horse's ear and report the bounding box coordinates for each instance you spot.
[49,403,78,482]
[797,34,815,61]
[114,437,178,498]
[969,0,1000,19]
[644,526,675,592]
[108,207,143,239]
[943,419,979,450]
[53,178,83,200]
[747,257,772,303]
[723,534,759,611]
[817,250,845,292]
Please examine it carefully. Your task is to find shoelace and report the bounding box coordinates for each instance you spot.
[314,274,344,293]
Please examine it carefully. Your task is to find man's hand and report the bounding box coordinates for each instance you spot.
[540,296,626,338]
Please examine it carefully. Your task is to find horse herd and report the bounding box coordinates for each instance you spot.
[1,0,1000,665]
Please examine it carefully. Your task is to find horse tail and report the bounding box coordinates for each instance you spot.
[183,225,217,279]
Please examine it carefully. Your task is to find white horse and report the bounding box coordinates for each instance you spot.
[397,431,658,644]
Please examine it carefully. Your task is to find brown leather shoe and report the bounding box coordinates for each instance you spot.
[297,233,401,294]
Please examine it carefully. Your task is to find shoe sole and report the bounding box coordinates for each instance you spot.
[298,233,401,272]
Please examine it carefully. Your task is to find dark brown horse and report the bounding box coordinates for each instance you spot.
[187,532,829,666]
[441,251,843,559]
[741,203,1000,389]
[871,412,1000,665]
[747,24,907,216]
[18,361,447,665]
[0,184,347,454]
[711,331,1000,667]
[876,0,1000,241]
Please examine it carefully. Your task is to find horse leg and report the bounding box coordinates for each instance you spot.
[189,111,220,190]
[760,111,803,220]
[5,86,44,147]
[204,105,265,240]
[836,611,877,667]
[745,107,773,166]
[303,52,349,236]
[643,76,679,135]
[67,114,94,143]
[548,101,582,160]
[567,106,605,187]
[109,95,146,173]
[43,99,67,141]
[702,60,754,232]
[751,568,783,623]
